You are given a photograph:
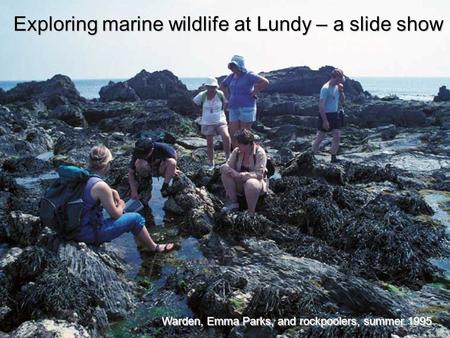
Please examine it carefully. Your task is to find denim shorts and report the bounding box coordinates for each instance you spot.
[229,107,257,123]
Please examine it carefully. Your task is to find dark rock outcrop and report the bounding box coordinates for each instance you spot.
[1,75,85,109]
[434,85,450,102]
[260,66,366,100]
[99,69,189,102]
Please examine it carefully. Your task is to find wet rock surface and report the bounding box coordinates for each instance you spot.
[0,69,449,337]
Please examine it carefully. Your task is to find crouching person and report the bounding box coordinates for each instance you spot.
[128,137,179,200]
[75,145,174,253]
[220,129,268,214]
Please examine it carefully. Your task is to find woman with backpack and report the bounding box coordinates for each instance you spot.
[220,55,269,148]
[220,129,268,214]
[193,77,231,169]
[75,145,174,253]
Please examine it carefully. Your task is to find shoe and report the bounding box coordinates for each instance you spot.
[221,201,239,213]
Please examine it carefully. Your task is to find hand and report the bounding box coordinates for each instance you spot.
[174,168,181,176]
[251,89,260,98]
[338,83,344,92]
[230,169,241,179]
[118,199,125,210]
[322,119,330,131]
[240,172,252,182]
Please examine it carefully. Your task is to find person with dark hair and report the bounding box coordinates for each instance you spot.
[128,137,179,200]
[75,146,174,253]
[312,68,346,163]
[220,55,269,148]
[220,129,268,213]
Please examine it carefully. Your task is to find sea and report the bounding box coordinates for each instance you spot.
[0,77,449,101]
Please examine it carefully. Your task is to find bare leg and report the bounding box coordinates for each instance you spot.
[218,126,231,160]
[220,165,238,202]
[312,131,326,154]
[331,129,341,156]
[206,135,214,164]
[240,121,253,130]
[229,121,240,149]
[136,226,174,252]
[160,158,177,184]
[244,178,263,213]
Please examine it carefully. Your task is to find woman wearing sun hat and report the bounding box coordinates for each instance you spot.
[193,77,231,169]
[220,55,269,148]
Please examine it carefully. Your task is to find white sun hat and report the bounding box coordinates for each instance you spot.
[203,77,219,87]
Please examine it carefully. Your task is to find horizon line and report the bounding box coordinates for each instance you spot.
[1,75,450,82]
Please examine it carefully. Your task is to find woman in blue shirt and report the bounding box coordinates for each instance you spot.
[220,55,269,148]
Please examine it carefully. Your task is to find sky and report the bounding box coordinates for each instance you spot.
[0,0,449,80]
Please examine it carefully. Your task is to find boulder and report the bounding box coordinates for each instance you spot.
[3,212,43,246]
[434,85,450,102]
[99,69,189,102]
[98,81,139,102]
[2,75,85,109]
[260,66,366,100]
[348,99,429,128]
[50,104,86,127]
[9,319,90,338]
[176,137,207,149]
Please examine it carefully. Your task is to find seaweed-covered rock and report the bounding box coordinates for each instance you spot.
[9,319,90,338]
[188,239,409,336]
[2,212,43,246]
[261,175,448,287]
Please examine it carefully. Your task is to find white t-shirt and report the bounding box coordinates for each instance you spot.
[193,90,227,125]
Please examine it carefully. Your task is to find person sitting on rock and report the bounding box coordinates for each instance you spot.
[75,145,174,253]
[128,137,179,200]
[312,68,346,163]
[220,55,269,148]
[220,129,268,214]
[193,77,231,170]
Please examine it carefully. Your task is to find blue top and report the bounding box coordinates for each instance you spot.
[221,72,259,109]
[320,83,340,113]
[81,176,104,227]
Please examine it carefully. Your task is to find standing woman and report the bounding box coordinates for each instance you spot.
[220,55,269,148]
[193,77,231,169]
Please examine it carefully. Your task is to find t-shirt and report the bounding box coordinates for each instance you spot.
[320,83,340,113]
[129,142,176,171]
[221,71,259,109]
[193,90,227,125]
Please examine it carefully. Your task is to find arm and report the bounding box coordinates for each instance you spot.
[222,149,240,178]
[92,181,125,220]
[338,84,346,105]
[128,168,140,200]
[242,148,267,181]
[252,75,269,97]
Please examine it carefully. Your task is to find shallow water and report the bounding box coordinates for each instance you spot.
[109,178,206,337]
[422,190,450,275]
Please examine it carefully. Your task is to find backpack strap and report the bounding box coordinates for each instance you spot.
[201,90,225,108]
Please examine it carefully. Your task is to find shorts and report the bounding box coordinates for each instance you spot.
[201,122,228,136]
[317,112,343,132]
[229,107,257,123]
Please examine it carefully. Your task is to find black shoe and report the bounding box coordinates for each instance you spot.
[331,155,340,163]
[160,183,170,198]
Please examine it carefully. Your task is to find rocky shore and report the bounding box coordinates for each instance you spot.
[0,67,449,337]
